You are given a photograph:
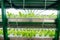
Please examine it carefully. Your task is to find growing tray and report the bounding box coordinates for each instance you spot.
[8,18,55,22]
[0,37,60,40]
[0,18,55,22]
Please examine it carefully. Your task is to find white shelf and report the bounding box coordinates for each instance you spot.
[0,18,55,22]
[7,18,55,22]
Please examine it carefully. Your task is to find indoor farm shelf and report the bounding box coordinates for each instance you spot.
[0,28,59,40]
[6,11,57,22]
[0,12,57,22]
[0,28,56,37]
[1,0,60,40]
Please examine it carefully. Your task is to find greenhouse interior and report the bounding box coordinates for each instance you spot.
[0,0,60,40]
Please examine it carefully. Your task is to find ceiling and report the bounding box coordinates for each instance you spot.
[0,0,58,9]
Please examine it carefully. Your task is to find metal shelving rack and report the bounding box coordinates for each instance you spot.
[1,0,60,40]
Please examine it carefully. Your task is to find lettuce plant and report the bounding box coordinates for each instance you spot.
[7,12,15,18]
[0,29,56,38]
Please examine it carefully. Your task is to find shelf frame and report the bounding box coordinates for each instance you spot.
[1,0,8,40]
[54,0,60,40]
[1,0,60,40]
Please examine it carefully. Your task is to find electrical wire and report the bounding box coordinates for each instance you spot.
[10,0,12,8]
[23,0,25,9]
[42,0,47,28]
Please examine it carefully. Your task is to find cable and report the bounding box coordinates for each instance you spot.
[23,0,25,9]
[42,0,47,29]
[10,0,12,8]
[38,0,47,13]
[45,0,47,9]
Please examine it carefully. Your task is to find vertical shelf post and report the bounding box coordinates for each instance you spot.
[1,0,8,40]
[55,0,60,40]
